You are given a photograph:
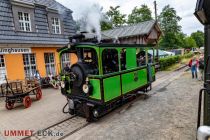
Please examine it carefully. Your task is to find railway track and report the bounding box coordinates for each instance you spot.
[153,64,189,88]
[21,65,188,140]
[21,115,89,140]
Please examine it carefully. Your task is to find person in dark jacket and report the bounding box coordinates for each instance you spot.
[199,54,204,80]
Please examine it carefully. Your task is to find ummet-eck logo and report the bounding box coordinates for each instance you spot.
[4,130,34,137]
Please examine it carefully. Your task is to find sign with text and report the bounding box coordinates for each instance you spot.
[0,48,31,54]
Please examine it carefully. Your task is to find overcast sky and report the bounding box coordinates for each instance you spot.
[57,0,203,35]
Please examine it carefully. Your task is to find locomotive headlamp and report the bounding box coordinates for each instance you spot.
[82,84,90,94]
[83,83,93,94]
[61,81,65,88]
[82,77,93,94]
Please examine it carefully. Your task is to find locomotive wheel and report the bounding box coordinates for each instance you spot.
[36,88,42,100]
[5,101,15,110]
[69,109,75,115]
[23,96,32,108]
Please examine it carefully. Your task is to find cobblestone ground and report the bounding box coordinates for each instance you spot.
[67,71,202,140]
[0,88,69,140]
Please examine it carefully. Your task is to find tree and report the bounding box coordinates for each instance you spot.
[101,14,113,31]
[184,37,197,49]
[176,32,187,48]
[191,30,204,48]
[101,21,113,30]
[158,5,182,49]
[106,6,126,27]
[127,4,153,24]
[158,5,181,33]
[159,33,183,49]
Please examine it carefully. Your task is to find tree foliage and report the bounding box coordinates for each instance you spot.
[158,5,182,49]
[106,6,126,27]
[159,33,184,49]
[184,37,197,49]
[191,30,204,48]
[158,5,181,33]
[101,14,113,31]
[127,4,153,24]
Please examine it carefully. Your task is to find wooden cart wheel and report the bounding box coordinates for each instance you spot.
[23,96,32,108]
[36,88,42,100]
[5,101,15,110]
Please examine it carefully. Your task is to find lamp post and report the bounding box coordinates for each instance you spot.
[195,0,210,126]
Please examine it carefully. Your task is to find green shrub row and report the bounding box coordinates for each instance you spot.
[159,53,193,70]
[181,52,193,59]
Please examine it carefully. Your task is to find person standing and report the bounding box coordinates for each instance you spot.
[34,70,41,85]
[189,56,199,79]
[199,53,204,80]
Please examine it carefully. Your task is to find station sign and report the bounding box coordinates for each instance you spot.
[0,48,31,54]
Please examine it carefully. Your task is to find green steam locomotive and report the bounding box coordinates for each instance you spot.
[58,35,156,121]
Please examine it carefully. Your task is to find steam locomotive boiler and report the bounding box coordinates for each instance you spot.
[58,35,156,121]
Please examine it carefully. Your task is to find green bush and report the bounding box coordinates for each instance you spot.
[159,53,192,70]
[183,52,193,59]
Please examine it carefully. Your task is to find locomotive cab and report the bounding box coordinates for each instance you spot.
[58,43,156,121]
[59,45,99,96]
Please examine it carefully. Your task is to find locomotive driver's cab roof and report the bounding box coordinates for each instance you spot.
[57,42,156,53]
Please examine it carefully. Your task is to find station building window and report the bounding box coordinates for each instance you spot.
[61,53,70,68]
[23,54,37,78]
[18,12,31,32]
[0,55,7,84]
[44,53,56,75]
[52,17,61,34]
[102,49,119,74]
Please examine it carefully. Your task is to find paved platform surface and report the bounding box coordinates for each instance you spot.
[0,70,202,140]
[0,88,69,140]
[66,71,202,140]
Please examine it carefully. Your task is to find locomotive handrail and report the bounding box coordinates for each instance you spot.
[87,65,151,79]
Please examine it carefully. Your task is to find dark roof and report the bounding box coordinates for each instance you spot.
[0,0,76,45]
[12,0,72,12]
[102,20,159,40]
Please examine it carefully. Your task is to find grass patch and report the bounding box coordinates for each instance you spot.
[163,55,197,71]
[164,63,181,71]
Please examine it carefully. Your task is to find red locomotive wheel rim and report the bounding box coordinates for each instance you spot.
[23,96,32,108]
[5,101,15,110]
[36,88,42,100]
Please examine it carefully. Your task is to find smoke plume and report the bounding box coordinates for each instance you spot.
[80,4,103,42]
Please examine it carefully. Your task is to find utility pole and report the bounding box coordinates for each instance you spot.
[154,1,157,21]
[154,1,159,69]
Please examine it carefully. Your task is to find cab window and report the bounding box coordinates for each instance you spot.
[81,48,97,64]
[120,48,126,70]
[102,49,119,74]
[148,49,155,64]
[137,49,146,66]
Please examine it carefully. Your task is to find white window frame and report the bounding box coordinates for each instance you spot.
[23,54,37,78]
[18,12,32,32]
[52,17,61,34]
[0,55,7,84]
[61,53,70,68]
[44,53,56,76]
